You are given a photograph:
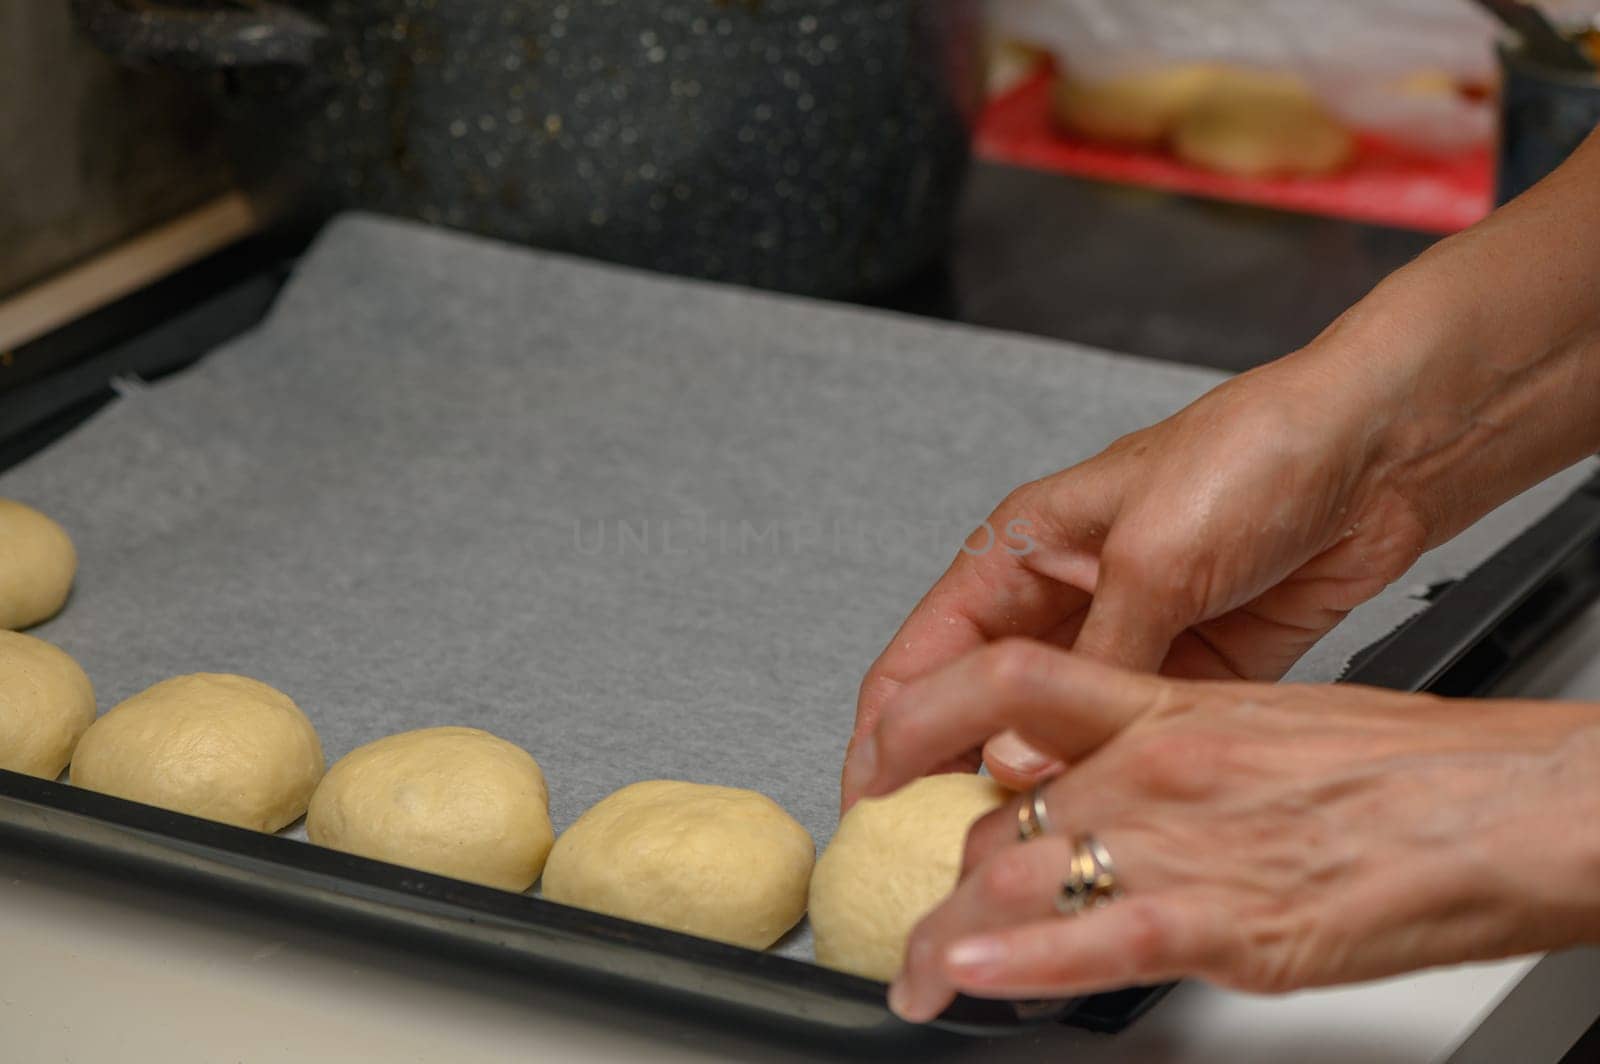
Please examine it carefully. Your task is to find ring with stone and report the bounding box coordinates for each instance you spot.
[1056,834,1121,916]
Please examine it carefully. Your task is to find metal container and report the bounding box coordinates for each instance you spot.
[74,0,982,299]
[1497,35,1600,203]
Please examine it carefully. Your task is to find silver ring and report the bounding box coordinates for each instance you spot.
[1056,834,1121,916]
[1016,783,1054,843]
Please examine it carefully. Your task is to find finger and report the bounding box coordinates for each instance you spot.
[961,804,1021,880]
[842,482,1100,810]
[940,896,1235,1005]
[960,768,1134,883]
[890,835,1080,1022]
[858,640,1165,801]
[980,611,1093,790]
[960,785,1080,880]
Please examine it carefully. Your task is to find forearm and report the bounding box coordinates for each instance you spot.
[1285,128,1600,548]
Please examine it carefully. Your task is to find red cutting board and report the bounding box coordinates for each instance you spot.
[975,70,1494,234]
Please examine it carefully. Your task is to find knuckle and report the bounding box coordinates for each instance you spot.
[960,839,983,881]
[960,812,1004,878]
[975,851,1037,907]
[902,914,946,975]
[873,698,918,757]
[1102,427,1152,462]
[855,667,892,711]
[996,479,1045,520]
[975,639,1050,699]
[1117,901,1175,976]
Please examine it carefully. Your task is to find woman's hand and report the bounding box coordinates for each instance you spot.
[843,128,1600,813]
[849,641,1600,1021]
[843,351,1431,807]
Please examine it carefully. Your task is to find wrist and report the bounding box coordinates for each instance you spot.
[1481,712,1600,948]
[1239,285,1458,551]
[1308,266,1488,548]
[1282,251,1600,550]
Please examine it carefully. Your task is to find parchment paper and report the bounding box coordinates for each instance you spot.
[3,214,1592,959]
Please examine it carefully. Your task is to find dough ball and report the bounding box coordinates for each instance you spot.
[1395,69,1461,99]
[810,773,1009,981]
[308,727,553,893]
[0,499,77,630]
[987,37,1049,97]
[542,780,814,949]
[1051,64,1223,147]
[1172,73,1354,178]
[71,673,324,832]
[0,631,96,779]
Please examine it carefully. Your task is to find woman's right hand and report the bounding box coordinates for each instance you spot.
[843,346,1433,807]
[848,123,1600,810]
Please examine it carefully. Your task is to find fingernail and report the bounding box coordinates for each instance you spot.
[947,936,1008,975]
[988,731,1056,774]
[845,734,879,799]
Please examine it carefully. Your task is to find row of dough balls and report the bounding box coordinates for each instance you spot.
[0,501,87,772]
[320,741,1013,982]
[1052,65,1355,179]
[0,501,1011,982]
[4,633,1008,982]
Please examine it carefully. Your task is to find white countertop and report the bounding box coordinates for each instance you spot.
[0,850,1547,1064]
[6,569,1600,1064]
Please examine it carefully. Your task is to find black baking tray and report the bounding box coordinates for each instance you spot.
[3,211,1600,1042]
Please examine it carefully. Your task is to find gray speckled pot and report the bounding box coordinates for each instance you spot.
[76,0,982,299]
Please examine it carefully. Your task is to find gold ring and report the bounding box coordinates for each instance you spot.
[1016,783,1053,843]
[1056,834,1121,916]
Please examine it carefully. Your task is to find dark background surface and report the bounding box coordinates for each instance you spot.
[0,4,231,298]
[897,162,1438,371]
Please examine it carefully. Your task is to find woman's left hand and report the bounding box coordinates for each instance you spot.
[848,639,1600,1022]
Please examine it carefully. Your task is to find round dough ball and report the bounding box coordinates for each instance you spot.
[308,727,553,893]
[1051,65,1223,147]
[1395,69,1461,99]
[542,780,814,949]
[1172,74,1354,178]
[0,631,95,779]
[71,673,324,832]
[810,773,1009,981]
[0,499,77,630]
[987,38,1049,98]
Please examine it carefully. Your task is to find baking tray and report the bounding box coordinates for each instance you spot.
[2,216,1598,1043]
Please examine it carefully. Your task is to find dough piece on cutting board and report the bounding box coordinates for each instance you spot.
[541,780,814,950]
[1172,72,1354,178]
[0,499,77,630]
[307,726,554,893]
[1051,64,1224,147]
[71,673,325,832]
[0,631,95,779]
[809,773,1010,981]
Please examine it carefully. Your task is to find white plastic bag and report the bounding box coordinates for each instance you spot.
[990,0,1502,151]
